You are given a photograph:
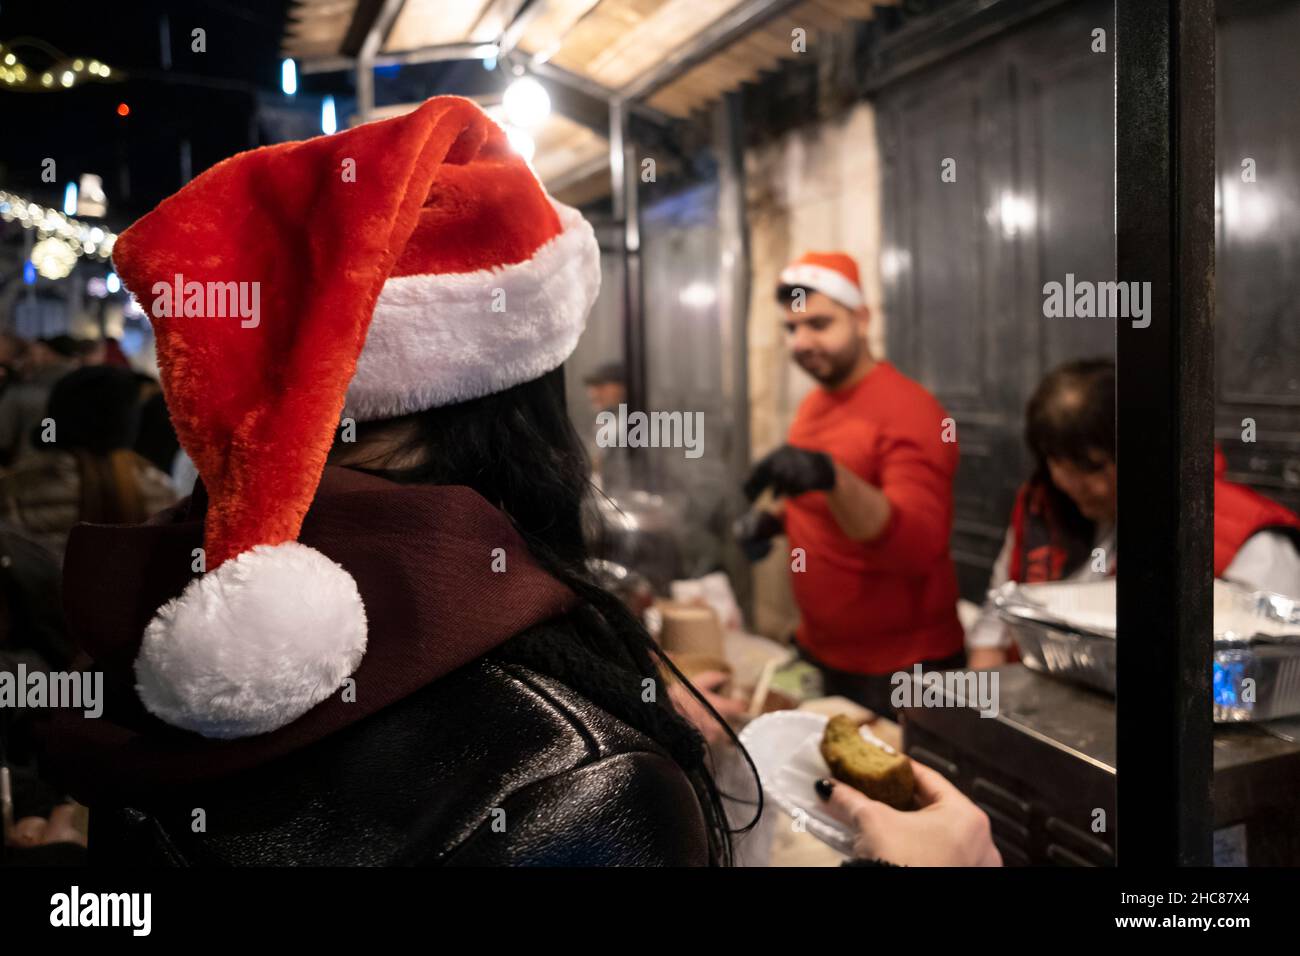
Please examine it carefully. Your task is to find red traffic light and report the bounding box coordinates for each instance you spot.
[116,102,130,117]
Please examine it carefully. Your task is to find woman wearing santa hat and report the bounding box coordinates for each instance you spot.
[40,96,741,865]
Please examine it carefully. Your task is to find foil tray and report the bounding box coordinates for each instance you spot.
[993,579,1300,722]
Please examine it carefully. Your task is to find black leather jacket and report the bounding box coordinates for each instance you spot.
[84,635,711,866]
[48,470,712,866]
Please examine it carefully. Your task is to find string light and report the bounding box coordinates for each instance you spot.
[0,189,117,263]
[0,40,120,90]
[31,236,79,280]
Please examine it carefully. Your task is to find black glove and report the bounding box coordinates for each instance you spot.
[743,445,836,501]
[733,509,784,562]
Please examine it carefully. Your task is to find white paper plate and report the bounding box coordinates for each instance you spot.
[738,710,899,857]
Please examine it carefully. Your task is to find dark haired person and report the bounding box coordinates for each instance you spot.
[741,252,964,717]
[0,333,27,401]
[0,336,78,467]
[582,360,632,491]
[0,366,175,557]
[34,101,1003,870]
[40,98,744,866]
[967,358,1300,668]
[0,521,88,865]
[584,360,626,414]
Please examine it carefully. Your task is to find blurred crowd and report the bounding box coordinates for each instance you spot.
[0,332,180,862]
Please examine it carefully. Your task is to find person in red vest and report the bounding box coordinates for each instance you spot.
[967,357,1300,668]
[740,251,965,715]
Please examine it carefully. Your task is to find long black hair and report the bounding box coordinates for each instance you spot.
[333,366,759,865]
[1023,357,1116,560]
[42,365,158,526]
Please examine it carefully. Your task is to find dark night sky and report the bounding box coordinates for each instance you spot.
[0,0,298,231]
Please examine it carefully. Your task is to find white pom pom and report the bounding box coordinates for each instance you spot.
[135,541,368,739]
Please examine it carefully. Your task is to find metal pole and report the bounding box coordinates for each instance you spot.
[498,0,552,59]
[616,0,803,102]
[158,14,172,71]
[356,0,407,124]
[609,99,626,223]
[356,53,375,124]
[301,44,500,75]
[1114,0,1216,866]
[623,143,646,421]
[715,90,753,615]
[610,98,646,419]
[715,90,751,479]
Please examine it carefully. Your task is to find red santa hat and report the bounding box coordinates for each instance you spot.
[110,96,599,739]
[777,251,864,310]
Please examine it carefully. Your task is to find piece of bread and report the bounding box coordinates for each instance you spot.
[820,714,915,810]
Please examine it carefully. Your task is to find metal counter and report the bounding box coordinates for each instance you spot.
[899,665,1300,866]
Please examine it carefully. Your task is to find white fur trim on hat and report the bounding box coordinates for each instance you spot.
[342,200,600,422]
[134,541,367,739]
[778,263,864,310]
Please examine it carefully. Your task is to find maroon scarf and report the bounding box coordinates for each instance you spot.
[41,466,576,804]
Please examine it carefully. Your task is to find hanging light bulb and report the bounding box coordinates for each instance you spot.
[321,95,337,134]
[502,76,550,130]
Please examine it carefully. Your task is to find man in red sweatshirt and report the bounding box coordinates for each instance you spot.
[740,251,964,715]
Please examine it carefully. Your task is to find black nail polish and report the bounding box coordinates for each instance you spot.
[814,778,834,800]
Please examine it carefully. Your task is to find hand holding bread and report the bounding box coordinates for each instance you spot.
[816,715,1001,866]
[819,714,915,810]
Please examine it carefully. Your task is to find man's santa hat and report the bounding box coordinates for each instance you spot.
[777,251,864,310]
[110,96,599,739]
